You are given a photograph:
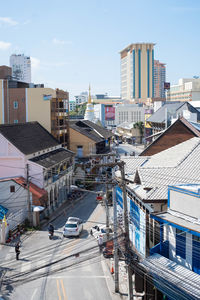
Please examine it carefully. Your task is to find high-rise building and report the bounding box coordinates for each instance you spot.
[120,43,155,104]
[154,60,166,99]
[10,54,31,83]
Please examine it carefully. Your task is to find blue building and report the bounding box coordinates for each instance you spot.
[141,184,200,299]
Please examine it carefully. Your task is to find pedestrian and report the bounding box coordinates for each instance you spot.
[98,235,103,253]
[15,242,20,260]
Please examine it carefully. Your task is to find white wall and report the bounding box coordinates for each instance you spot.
[168,225,192,270]
[170,189,200,219]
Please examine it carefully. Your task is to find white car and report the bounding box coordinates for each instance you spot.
[90,224,113,242]
[63,221,83,237]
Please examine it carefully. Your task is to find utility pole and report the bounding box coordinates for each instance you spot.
[112,166,119,292]
[105,174,110,242]
[119,162,133,300]
[26,164,32,225]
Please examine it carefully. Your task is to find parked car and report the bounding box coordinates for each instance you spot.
[67,217,83,224]
[63,221,83,237]
[90,224,113,242]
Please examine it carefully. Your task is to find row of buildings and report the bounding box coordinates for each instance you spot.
[114,117,200,299]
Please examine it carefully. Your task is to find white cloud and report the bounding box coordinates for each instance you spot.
[0,41,11,50]
[52,38,72,45]
[31,57,40,69]
[0,17,18,26]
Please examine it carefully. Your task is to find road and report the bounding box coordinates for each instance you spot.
[0,191,117,300]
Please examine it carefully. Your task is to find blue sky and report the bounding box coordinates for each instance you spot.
[0,0,200,99]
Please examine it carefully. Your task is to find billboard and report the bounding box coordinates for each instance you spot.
[129,198,146,257]
[105,106,115,120]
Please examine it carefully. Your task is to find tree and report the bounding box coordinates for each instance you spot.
[133,121,144,143]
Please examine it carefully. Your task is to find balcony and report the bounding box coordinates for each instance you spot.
[150,240,169,259]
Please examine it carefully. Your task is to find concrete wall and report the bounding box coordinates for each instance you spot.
[69,128,96,156]
[170,189,200,219]
[27,88,56,133]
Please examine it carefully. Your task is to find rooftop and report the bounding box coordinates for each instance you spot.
[0,122,59,155]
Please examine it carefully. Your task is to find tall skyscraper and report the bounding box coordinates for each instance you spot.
[120,43,155,104]
[154,60,166,99]
[10,54,31,83]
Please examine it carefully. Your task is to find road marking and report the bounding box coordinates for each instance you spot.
[31,288,38,300]
[60,279,68,300]
[56,279,62,300]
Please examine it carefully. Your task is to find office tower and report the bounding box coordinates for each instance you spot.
[154,60,166,99]
[120,43,155,103]
[10,54,31,83]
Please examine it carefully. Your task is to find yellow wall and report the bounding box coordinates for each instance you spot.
[69,128,96,156]
[0,80,3,124]
[27,88,56,133]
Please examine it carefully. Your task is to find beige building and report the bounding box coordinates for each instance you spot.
[120,43,155,104]
[166,78,200,102]
[0,76,69,147]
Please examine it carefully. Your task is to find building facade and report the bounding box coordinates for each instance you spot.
[74,92,88,105]
[166,78,200,102]
[154,60,166,99]
[0,79,69,148]
[120,43,155,103]
[10,54,31,83]
[115,104,145,125]
[0,122,74,216]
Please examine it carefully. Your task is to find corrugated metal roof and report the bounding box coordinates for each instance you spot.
[123,137,200,201]
[139,253,200,300]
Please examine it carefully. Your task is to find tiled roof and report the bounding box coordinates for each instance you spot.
[69,120,113,142]
[147,101,200,123]
[0,122,59,155]
[30,148,74,168]
[123,137,200,201]
[140,117,200,156]
[147,102,184,123]
[13,177,47,199]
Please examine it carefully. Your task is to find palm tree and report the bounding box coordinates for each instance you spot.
[133,121,144,143]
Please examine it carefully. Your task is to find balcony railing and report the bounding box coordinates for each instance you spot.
[150,240,169,259]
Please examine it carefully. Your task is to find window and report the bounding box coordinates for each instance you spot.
[13,101,18,109]
[10,185,15,193]
[176,228,186,259]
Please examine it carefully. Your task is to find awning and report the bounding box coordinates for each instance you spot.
[13,177,47,199]
[139,253,200,299]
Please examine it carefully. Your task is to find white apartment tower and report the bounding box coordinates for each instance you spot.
[10,54,31,83]
[120,43,155,104]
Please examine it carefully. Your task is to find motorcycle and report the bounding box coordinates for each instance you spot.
[48,231,54,240]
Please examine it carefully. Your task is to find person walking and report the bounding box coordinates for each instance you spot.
[15,242,20,260]
[98,235,103,253]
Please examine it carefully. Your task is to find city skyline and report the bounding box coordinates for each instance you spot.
[0,0,200,99]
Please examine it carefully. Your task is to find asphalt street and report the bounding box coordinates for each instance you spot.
[0,191,118,300]
[114,142,144,156]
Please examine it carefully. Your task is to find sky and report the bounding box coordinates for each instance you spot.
[0,0,200,99]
